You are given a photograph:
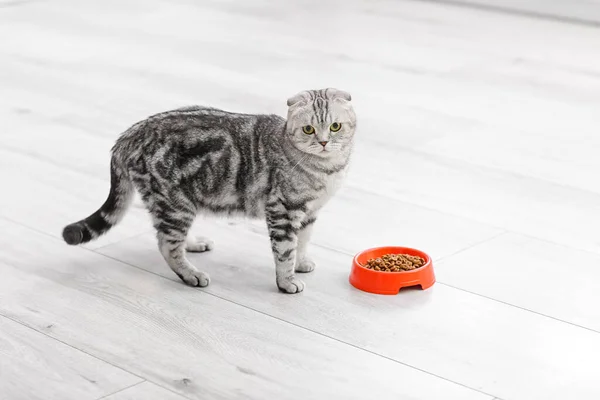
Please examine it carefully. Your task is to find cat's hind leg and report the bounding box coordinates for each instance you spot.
[186,235,214,252]
[148,198,210,287]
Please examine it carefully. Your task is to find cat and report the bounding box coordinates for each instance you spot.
[62,88,356,293]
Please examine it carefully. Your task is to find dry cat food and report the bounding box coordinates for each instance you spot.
[363,253,426,272]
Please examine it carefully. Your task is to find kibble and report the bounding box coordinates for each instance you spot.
[363,253,426,272]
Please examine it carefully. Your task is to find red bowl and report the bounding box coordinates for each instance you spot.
[349,246,435,295]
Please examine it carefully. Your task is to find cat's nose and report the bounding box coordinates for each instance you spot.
[319,141,328,147]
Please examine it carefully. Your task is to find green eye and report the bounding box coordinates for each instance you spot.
[330,122,342,132]
[302,125,315,135]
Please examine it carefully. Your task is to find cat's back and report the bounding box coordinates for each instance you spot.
[114,105,283,156]
[147,106,258,138]
[132,106,282,142]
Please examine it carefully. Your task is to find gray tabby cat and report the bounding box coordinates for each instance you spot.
[62,88,356,293]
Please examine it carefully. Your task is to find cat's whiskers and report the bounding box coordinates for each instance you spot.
[289,154,308,174]
[309,144,325,154]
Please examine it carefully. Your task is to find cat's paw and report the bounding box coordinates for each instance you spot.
[296,258,316,273]
[175,270,211,287]
[277,276,305,294]
[186,236,214,253]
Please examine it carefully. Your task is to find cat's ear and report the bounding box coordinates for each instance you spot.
[287,91,310,107]
[328,88,352,102]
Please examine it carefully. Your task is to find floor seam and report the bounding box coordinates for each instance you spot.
[95,380,146,400]
[345,183,507,234]
[0,214,153,252]
[360,138,600,199]
[0,314,144,390]
[437,282,600,335]
[0,312,195,400]
[434,230,509,263]
[90,229,155,251]
[408,0,600,28]
[515,230,600,258]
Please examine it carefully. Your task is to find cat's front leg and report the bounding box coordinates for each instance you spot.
[295,217,316,273]
[266,202,304,293]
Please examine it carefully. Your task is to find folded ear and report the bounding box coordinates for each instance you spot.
[328,88,352,102]
[287,91,311,107]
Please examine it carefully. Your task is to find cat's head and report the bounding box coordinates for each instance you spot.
[286,88,356,158]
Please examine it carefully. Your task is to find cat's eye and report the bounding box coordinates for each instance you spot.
[302,125,315,135]
[330,122,342,132]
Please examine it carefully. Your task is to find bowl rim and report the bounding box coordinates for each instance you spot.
[352,246,432,274]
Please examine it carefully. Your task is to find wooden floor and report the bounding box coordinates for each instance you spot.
[1,0,600,399]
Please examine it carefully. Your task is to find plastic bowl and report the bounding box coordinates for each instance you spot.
[349,246,435,295]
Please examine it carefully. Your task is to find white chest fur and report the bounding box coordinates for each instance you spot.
[307,167,347,213]
[287,169,346,230]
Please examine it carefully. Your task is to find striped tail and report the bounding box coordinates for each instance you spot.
[62,158,133,245]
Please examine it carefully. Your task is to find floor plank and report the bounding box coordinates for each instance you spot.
[0,316,141,400]
[435,0,600,25]
[102,381,188,400]
[0,219,490,400]
[436,232,600,332]
[97,220,600,400]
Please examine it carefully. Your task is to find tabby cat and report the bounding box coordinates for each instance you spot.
[62,88,356,293]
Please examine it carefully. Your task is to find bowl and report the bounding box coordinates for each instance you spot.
[349,246,435,295]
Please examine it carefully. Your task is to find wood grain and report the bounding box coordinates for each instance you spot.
[430,0,600,25]
[0,316,140,400]
[102,381,188,400]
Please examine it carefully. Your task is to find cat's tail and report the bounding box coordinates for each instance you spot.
[62,157,134,245]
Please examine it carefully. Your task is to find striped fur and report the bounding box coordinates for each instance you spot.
[62,88,356,293]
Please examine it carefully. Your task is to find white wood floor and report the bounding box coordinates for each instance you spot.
[1,1,600,399]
